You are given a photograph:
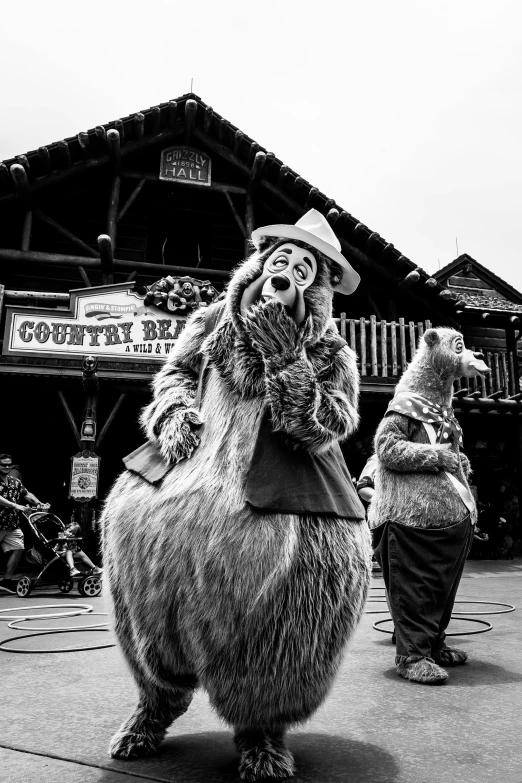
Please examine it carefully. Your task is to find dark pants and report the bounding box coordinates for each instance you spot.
[373,516,473,664]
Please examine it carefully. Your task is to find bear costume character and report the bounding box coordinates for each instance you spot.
[369,328,489,684]
[101,209,372,780]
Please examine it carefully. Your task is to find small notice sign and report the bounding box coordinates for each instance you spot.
[70,452,100,501]
[159,146,211,187]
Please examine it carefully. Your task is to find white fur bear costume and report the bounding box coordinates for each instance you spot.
[101,210,372,780]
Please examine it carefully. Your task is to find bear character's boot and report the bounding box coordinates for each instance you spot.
[109,679,197,759]
[432,647,468,666]
[235,727,295,781]
[396,656,448,684]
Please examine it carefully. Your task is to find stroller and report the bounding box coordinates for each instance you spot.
[14,511,102,598]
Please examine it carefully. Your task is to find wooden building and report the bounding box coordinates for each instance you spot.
[0,92,520,550]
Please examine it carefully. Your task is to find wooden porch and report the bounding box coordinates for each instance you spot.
[335,314,521,401]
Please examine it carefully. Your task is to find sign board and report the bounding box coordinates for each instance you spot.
[159,146,211,187]
[69,452,100,501]
[3,283,188,362]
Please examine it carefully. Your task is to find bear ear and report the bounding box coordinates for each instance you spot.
[423,328,440,347]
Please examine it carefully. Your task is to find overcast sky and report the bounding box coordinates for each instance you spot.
[1,0,521,291]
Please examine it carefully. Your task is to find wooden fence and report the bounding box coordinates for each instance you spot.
[334,314,520,398]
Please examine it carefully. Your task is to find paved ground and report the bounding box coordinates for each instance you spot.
[0,559,521,783]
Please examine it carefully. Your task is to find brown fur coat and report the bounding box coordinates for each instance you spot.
[101,242,371,762]
[369,328,475,530]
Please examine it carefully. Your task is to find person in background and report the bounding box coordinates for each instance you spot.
[0,453,49,593]
[54,518,102,577]
[356,454,380,572]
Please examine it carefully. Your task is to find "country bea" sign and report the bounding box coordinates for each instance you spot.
[159,146,211,187]
[3,283,189,362]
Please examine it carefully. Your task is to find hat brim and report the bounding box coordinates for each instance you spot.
[251,224,360,295]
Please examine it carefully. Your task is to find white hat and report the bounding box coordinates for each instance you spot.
[251,208,360,295]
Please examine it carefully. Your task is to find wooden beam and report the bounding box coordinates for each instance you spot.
[168,100,178,130]
[249,150,266,189]
[224,191,247,237]
[96,393,126,449]
[21,211,32,251]
[5,289,69,304]
[0,163,12,191]
[95,126,107,148]
[10,163,32,207]
[78,266,92,287]
[98,234,114,285]
[56,390,81,447]
[0,248,230,281]
[234,130,244,158]
[37,147,52,174]
[33,208,99,257]
[134,112,145,140]
[396,269,421,291]
[327,208,340,226]
[107,129,121,171]
[107,175,121,245]
[56,141,71,169]
[0,128,177,205]
[150,106,161,134]
[117,178,146,222]
[78,132,91,160]
[121,169,246,193]
[203,106,213,133]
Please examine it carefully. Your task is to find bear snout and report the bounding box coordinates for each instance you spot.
[270,274,291,291]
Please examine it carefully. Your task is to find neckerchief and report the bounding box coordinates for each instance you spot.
[385,392,463,446]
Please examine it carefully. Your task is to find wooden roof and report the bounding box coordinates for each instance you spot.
[434,254,522,315]
[0,92,459,319]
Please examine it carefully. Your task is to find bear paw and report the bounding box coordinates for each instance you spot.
[239,741,295,781]
[432,647,468,667]
[396,657,448,684]
[109,729,163,760]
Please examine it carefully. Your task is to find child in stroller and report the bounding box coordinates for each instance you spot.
[53,520,102,577]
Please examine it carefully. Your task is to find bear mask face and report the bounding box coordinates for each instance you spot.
[423,328,490,379]
[240,243,317,325]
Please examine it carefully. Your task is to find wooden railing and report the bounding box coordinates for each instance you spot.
[335,314,521,399]
[335,315,432,378]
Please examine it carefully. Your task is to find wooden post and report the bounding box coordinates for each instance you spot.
[21,211,32,251]
[381,319,388,377]
[399,318,407,372]
[117,178,146,223]
[107,175,121,247]
[10,163,32,208]
[349,319,356,352]
[184,99,198,144]
[37,146,52,174]
[390,320,398,376]
[339,312,346,340]
[33,208,99,257]
[98,234,114,285]
[79,356,100,556]
[408,321,416,360]
[370,315,378,376]
[359,317,367,376]
[134,112,145,140]
[107,129,121,172]
[244,192,254,256]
